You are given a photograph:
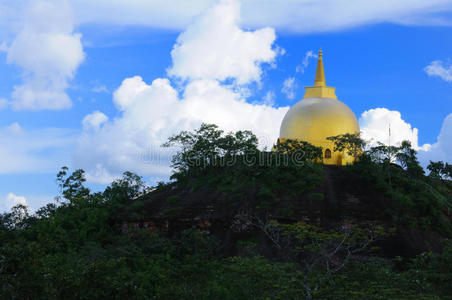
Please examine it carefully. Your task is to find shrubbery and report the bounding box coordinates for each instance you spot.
[1,124,452,299]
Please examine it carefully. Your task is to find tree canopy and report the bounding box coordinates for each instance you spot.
[163,123,258,177]
[1,124,452,299]
[274,138,323,161]
[327,133,365,162]
[427,161,452,180]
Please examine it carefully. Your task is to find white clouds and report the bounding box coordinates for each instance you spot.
[281,77,297,100]
[243,0,452,32]
[0,98,8,110]
[181,79,287,137]
[1,192,54,213]
[261,91,275,106]
[1,192,28,213]
[0,1,24,41]
[70,0,210,31]
[92,85,109,93]
[74,0,288,183]
[5,0,85,110]
[75,76,184,183]
[0,123,77,174]
[113,77,179,112]
[359,108,430,151]
[68,0,452,33]
[296,50,318,73]
[75,77,288,182]
[358,108,452,170]
[5,193,27,209]
[6,122,23,134]
[424,60,452,82]
[167,0,277,85]
[419,113,452,165]
[82,111,108,131]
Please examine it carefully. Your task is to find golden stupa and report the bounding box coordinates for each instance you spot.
[279,50,359,165]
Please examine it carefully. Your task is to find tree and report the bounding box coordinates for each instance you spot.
[326,133,366,162]
[395,140,425,178]
[408,243,452,297]
[274,139,323,161]
[163,123,258,177]
[56,166,90,203]
[103,171,149,205]
[10,204,29,228]
[367,142,399,164]
[444,163,452,180]
[427,161,445,179]
[0,204,30,229]
[35,203,57,219]
[253,217,386,300]
[364,141,424,182]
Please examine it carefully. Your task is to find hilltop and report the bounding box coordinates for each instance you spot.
[121,162,451,258]
[1,124,452,299]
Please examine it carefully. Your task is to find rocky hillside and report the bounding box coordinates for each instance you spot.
[119,163,452,258]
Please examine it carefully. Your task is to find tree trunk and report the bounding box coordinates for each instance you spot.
[304,281,312,300]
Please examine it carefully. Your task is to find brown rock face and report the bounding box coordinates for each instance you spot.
[119,165,450,258]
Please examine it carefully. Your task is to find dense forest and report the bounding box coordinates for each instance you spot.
[1,124,452,299]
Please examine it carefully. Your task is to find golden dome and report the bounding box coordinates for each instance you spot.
[279,50,359,165]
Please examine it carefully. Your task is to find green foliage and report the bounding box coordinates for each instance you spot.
[275,206,295,217]
[2,126,452,299]
[236,238,258,255]
[327,133,366,162]
[320,258,440,299]
[274,138,323,161]
[308,192,324,201]
[0,167,450,300]
[406,242,452,298]
[395,141,425,178]
[445,163,452,179]
[257,221,388,299]
[160,124,325,215]
[166,195,181,204]
[162,123,258,180]
[367,142,400,164]
[161,207,182,216]
[427,160,452,180]
[127,200,144,211]
[154,181,174,192]
[367,140,424,178]
[56,166,90,202]
[1,204,30,229]
[0,198,308,299]
[103,171,149,206]
[257,186,276,200]
[347,142,452,233]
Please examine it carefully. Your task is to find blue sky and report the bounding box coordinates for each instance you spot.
[1,0,452,212]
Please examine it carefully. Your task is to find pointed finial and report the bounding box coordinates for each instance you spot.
[303,48,337,99]
[314,49,326,87]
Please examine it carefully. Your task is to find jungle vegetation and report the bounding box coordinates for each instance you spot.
[1,124,451,299]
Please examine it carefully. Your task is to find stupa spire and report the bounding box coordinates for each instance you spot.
[303,49,337,99]
[314,49,326,87]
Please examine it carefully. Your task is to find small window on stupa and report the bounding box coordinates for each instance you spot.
[325,149,332,159]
